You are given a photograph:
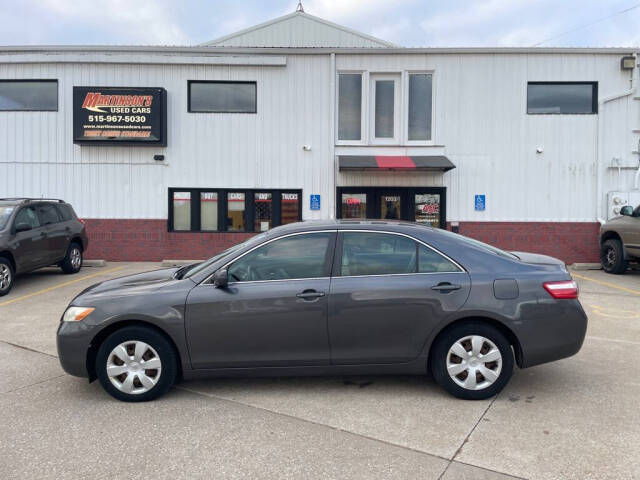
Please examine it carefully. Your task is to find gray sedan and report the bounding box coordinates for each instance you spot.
[57,220,587,402]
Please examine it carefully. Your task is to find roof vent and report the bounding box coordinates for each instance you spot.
[296,1,304,13]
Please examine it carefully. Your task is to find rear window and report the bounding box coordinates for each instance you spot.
[0,206,15,229]
[57,204,74,221]
[435,229,518,260]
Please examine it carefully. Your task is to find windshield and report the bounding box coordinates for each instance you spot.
[0,206,15,230]
[182,232,270,279]
[435,229,519,260]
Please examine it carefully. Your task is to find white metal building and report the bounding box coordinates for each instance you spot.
[0,9,638,263]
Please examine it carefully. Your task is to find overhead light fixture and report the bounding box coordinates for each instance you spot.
[621,56,635,70]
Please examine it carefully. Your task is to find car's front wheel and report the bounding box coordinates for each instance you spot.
[95,326,178,402]
[600,239,628,274]
[431,322,514,400]
[0,257,14,297]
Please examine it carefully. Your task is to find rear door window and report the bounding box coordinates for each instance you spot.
[418,244,461,272]
[37,203,62,225]
[228,232,333,282]
[340,232,416,276]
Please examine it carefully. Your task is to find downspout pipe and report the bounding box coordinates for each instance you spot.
[596,56,637,224]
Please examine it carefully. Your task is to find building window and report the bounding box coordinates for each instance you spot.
[169,188,302,232]
[281,193,300,225]
[527,82,597,114]
[227,192,246,231]
[407,74,432,141]
[254,192,272,232]
[200,192,218,230]
[341,193,367,219]
[188,81,257,113]
[414,193,441,228]
[0,80,58,111]
[370,74,400,143]
[172,192,192,231]
[338,73,362,141]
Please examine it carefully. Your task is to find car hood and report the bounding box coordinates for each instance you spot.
[511,251,566,267]
[73,267,192,301]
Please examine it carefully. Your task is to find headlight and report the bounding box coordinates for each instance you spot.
[62,306,95,322]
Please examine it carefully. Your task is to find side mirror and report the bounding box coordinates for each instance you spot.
[620,205,634,216]
[14,223,32,233]
[212,268,228,288]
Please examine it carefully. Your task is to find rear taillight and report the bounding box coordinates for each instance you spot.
[543,280,578,299]
[78,218,85,225]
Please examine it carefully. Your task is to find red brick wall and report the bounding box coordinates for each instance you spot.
[454,222,600,265]
[84,219,255,262]
[84,218,601,264]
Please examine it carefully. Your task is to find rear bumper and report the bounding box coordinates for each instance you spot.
[517,299,588,369]
[56,320,95,378]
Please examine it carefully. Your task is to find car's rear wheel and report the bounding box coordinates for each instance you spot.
[60,242,82,274]
[95,326,178,402]
[600,239,628,274]
[0,257,14,297]
[431,322,514,400]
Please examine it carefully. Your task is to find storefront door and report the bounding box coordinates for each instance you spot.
[337,187,446,228]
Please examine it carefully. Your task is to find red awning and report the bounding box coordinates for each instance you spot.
[338,155,455,172]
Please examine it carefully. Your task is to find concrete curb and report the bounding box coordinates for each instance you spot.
[83,259,106,267]
[569,263,602,271]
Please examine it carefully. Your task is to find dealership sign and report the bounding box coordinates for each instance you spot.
[73,87,167,146]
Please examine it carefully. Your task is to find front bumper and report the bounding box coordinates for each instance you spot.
[56,320,97,378]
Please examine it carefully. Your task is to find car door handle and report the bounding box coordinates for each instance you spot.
[431,283,461,293]
[296,290,326,300]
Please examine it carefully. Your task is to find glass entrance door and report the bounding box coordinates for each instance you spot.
[380,193,402,220]
[336,187,446,228]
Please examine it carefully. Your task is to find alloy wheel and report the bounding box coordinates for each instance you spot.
[0,264,11,291]
[603,247,616,269]
[106,341,162,394]
[446,335,502,390]
[70,247,82,270]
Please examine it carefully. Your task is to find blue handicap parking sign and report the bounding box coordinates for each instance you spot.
[474,195,486,211]
[310,194,321,211]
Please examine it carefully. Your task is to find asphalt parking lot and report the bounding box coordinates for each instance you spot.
[0,263,639,480]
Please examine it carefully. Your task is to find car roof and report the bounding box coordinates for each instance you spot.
[0,198,66,207]
[268,219,436,235]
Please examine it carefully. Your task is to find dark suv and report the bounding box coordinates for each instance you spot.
[0,198,88,296]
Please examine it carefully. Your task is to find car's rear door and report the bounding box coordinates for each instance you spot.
[328,230,471,365]
[185,231,336,369]
[36,203,67,264]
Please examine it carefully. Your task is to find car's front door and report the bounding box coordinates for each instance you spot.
[185,231,336,369]
[328,231,471,365]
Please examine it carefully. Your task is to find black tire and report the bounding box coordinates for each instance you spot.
[431,321,514,400]
[0,256,14,297]
[60,242,83,274]
[95,326,178,402]
[600,239,628,274]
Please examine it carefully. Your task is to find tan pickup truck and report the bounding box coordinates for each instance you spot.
[600,205,640,274]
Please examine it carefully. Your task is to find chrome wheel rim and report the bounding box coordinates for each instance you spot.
[70,247,82,269]
[446,335,502,391]
[0,264,11,291]
[106,341,162,395]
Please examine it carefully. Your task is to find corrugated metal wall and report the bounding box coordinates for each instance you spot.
[0,54,335,220]
[336,52,638,222]
[0,50,637,223]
